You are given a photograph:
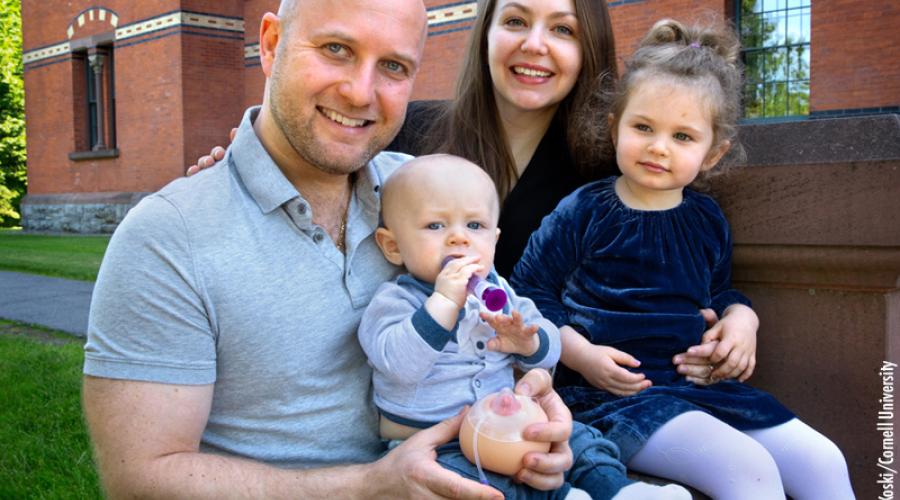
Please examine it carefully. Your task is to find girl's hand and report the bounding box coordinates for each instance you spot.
[705,304,758,382]
[577,344,651,396]
[481,310,539,356]
[185,127,237,175]
[673,308,720,384]
[559,326,650,396]
[674,304,757,383]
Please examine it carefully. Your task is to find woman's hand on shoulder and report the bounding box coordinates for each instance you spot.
[185,127,237,176]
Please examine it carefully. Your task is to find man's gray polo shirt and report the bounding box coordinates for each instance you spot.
[85,106,406,467]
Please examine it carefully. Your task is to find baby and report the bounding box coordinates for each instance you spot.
[358,153,689,500]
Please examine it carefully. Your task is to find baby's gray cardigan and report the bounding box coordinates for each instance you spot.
[358,273,561,427]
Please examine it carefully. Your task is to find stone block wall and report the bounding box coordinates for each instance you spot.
[710,113,900,499]
[21,192,148,234]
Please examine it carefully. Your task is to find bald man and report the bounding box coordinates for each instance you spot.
[83,1,572,498]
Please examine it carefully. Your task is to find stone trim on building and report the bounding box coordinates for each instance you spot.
[23,10,245,67]
[21,192,150,234]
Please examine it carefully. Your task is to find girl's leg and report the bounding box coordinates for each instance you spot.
[745,418,854,500]
[627,411,784,500]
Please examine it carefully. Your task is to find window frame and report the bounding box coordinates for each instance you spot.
[736,0,812,122]
[68,32,119,161]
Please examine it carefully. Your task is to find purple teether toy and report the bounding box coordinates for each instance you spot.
[441,256,508,311]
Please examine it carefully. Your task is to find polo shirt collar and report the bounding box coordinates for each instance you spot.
[229,106,299,215]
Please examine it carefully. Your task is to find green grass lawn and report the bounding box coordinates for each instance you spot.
[0,320,101,499]
[0,228,110,281]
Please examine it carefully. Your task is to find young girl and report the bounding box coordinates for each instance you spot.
[511,19,855,499]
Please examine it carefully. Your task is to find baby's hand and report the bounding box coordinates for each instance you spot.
[434,256,482,308]
[578,344,651,396]
[481,310,539,357]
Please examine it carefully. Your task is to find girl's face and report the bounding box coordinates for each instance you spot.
[612,78,728,207]
[486,0,583,118]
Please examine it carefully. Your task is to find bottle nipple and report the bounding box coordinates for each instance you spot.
[489,390,521,416]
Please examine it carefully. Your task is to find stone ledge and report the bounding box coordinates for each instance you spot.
[739,113,900,166]
[68,148,119,161]
[22,191,149,206]
[21,191,150,233]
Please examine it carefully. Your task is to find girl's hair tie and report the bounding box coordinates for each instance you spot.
[689,42,702,48]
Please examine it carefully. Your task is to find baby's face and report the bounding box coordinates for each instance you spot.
[383,161,500,283]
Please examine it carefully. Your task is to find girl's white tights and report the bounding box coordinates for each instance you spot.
[627,411,854,499]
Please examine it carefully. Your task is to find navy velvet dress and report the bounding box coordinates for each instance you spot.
[511,177,794,462]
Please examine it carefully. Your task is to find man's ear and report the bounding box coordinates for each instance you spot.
[375,227,404,266]
[259,12,282,77]
[702,140,731,171]
[608,113,618,147]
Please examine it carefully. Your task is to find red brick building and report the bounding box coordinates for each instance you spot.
[20,0,898,230]
[19,2,900,497]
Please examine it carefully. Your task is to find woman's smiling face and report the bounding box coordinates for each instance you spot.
[486,0,583,117]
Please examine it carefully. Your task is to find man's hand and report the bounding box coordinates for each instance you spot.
[481,310,539,357]
[512,369,574,491]
[372,412,503,499]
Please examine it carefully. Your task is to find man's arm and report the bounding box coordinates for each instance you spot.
[83,376,502,499]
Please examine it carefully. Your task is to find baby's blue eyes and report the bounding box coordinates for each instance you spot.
[425,222,484,230]
[674,132,692,142]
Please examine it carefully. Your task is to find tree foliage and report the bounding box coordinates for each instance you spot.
[0,0,25,227]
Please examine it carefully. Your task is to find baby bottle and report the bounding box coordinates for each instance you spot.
[458,388,550,477]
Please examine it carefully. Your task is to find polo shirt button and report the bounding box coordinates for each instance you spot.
[297,203,307,215]
[474,379,482,388]
[476,341,485,350]
[313,232,324,243]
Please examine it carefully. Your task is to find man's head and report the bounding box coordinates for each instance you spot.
[258,0,428,176]
[376,155,502,283]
